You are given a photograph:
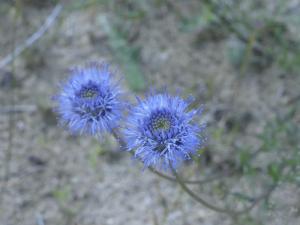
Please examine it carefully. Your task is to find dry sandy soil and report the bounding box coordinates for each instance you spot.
[0,1,300,225]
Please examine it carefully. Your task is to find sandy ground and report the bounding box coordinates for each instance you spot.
[0,1,300,225]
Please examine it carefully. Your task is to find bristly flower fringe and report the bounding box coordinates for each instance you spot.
[124,91,206,171]
[54,62,125,137]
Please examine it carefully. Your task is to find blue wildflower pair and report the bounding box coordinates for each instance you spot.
[55,62,206,171]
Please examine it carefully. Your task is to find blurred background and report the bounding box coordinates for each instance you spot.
[0,0,300,224]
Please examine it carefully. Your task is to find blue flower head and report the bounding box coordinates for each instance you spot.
[55,62,124,136]
[124,92,206,171]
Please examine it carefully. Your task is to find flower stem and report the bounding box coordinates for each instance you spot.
[110,128,230,185]
[148,166,231,184]
[170,164,276,216]
[111,128,276,216]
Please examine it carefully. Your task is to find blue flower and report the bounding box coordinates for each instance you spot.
[124,92,206,171]
[55,62,124,136]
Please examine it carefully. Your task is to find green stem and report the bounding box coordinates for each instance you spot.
[111,128,276,216]
[148,166,232,185]
[171,164,276,216]
[110,128,231,185]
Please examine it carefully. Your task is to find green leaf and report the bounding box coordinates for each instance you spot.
[88,145,105,169]
[99,15,146,92]
[53,186,71,203]
[117,51,146,92]
[267,163,281,182]
[239,150,251,165]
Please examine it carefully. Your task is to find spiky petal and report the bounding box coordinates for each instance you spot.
[55,62,124,137]
[124,92,206,171]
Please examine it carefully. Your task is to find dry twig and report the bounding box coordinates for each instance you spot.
[0,4,63,69]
